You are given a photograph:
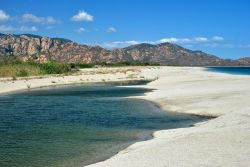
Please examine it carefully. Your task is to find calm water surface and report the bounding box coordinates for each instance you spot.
[0,82,208,167]
[206,67,250,75]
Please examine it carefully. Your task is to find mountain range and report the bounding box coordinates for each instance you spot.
[0,33,249,66]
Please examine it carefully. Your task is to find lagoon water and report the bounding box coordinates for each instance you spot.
[0,83,207,167]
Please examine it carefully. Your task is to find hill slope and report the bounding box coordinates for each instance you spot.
[0,33,249,66]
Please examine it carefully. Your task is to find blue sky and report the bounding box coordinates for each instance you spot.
[1,0,250,59]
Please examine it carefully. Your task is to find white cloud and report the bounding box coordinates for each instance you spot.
[0,10,10,21]
[102,40,151,48]
[193,37,208,42]
[20,26,38,32]
[112,41,142,45]
[0,25,16,32]
[0,25,38,32]
[157,37,210,44]
[101,34,249,50]
[76,27,86,33]
[71,11,93,22]
[157,38,191,43]
[21,13,58,24]
[45,16,57,24]
[107,27,117,33]
[21,14,43,23]
[157,38,178,43]
[101,36,226,48]
[211,36,224,41]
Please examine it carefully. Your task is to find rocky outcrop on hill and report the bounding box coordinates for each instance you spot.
[238,57,250,65]
[0,34,114,64]
[0,33,249,66]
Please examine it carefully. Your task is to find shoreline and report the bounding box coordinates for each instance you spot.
[1,66,250,167]
[88,66,250,167]
[0,78,154,96]
[0,71,210,167]
[0,67,156,95]
[82,99,210,167]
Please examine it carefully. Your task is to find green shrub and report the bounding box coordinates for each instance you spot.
[17,69,28,77]
[0,57,72,77]
[12,76,17,80]
[70,63,76,69]
[40,62,71,74]
[111,62,132,66]
[78,64,94,68]
[26,59,37,65]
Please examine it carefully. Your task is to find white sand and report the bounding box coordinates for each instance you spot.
[1,66,250,167]
[87,67,250,167]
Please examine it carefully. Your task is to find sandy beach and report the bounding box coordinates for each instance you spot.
[1,66,250,167]
[88,67,250,167]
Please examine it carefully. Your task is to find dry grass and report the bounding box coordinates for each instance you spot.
[0,64,41,77]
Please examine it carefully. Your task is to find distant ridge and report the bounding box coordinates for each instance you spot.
[0,33,249,66]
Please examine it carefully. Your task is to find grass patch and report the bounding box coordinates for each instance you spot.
[17,69,28,77]
[0,57,71,78]
[70,62,160,69]
[0,56,160,78]
[0,64,42,77]
[78,64,94,68]
[39,62,71,74]
[12,76,17,81]
[71,63,94,69]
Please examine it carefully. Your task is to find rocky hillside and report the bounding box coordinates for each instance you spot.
[0,33,115,64]
[0,33,249,66]
[121,43,232,66]
[238,57,250,65]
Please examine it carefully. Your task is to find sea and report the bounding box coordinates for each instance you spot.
[206,67,250,75]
